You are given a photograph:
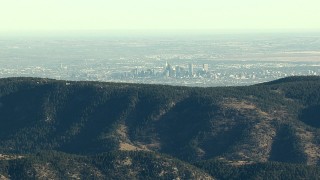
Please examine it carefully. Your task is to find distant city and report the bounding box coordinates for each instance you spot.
[115,62,209,79]
[112,61,319,86]
[0,33,320,86]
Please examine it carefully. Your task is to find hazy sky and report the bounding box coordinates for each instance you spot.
[1,0,320,34]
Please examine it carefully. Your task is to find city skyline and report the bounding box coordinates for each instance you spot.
[0,33,319,86]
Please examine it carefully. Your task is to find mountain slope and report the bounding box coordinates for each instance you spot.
[0,76,320,178]
[0,151,213,180]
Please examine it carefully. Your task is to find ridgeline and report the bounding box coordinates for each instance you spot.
[0,76,320,179]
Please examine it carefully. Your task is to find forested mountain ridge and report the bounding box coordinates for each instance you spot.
[0,76,320,179]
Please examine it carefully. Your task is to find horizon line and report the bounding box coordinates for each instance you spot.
[1,29,320,38]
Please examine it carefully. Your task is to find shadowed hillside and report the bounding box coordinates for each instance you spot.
[0,76,320,179]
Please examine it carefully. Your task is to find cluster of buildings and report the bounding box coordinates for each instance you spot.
[120,62,210,79]
[1,60,319,87]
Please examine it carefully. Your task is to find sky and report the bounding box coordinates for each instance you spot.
[0,0,320,34]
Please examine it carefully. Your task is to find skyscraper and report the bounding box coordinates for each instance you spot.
[203,64,209,72]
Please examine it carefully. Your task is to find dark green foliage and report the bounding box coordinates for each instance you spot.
[0,151,212,180]
[269,125,307,163]
[196,159,320,180]
[299,105,320,128]
[1,76,320,179]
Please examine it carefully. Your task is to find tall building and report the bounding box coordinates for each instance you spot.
[164,62,174,77]
[188,63,194,76]
[164,70,170,77]
[203,64,209,72]
[132,68,138,76]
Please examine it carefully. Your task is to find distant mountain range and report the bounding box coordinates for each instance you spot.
[0,76,320,179]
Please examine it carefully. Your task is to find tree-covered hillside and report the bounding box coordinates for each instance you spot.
[0,76,320,179]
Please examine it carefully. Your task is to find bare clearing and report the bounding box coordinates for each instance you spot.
[0,154,23,160]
